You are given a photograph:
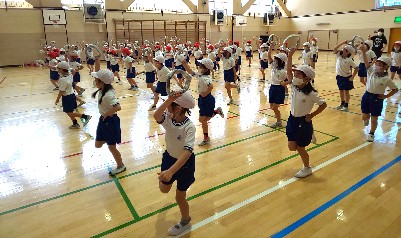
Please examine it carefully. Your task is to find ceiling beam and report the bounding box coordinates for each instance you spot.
[181,0,197,13]
[105,0,136,10]
[236,0,256,15]
[276,0,291,17]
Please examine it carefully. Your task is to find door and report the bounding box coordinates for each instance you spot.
[388,28,401,52]
[328,30,338,50]
[308,30,330,50]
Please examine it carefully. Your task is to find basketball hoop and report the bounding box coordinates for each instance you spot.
[52,20,60,28]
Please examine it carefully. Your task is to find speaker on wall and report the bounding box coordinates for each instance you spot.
[215,10,225,25]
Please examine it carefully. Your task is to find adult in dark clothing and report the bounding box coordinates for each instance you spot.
[369,28,387,58]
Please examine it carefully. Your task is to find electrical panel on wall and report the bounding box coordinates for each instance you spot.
[263,13,275,26]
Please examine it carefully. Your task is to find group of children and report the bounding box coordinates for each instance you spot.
[48,35,400,236]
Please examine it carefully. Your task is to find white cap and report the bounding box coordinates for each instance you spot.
[194,51,202,59]
[56,61,70,70]
[364,40,373,49]
[60,48,65,52]
[174,91,195,109]
[91,69,114,84]
[377,56,392,67]
[275,53,288,63]
[303,42,310,47]
[230,44,237,49]
[153,55,165,64]
[343,45,355,54]
[176,44,183,51]
[260,43,267,49]
[223,47,232,53]
[292,64,315,79]
[197,58,214,70]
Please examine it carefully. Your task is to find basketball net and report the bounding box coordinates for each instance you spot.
[52,20,59,28]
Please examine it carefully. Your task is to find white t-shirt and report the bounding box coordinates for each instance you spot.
[105,54,111,62]
[310,45,318,54]
[336,53,358,77]
[236,47,243,56]
[366,67,397,94]
[391,51,401,67]
[245,45,252,52]
[69,61,82,71]
[155,50,164,58]
[87,51,94,59]
[208,51,216,61]
[164,51,173,60]
[58,74,74,96]
[124,56,134,68]
[98,89,120,117]
[144,61,156,72]
[49,59,58,71]
[75,50,82,58]
[357,50,376,64]
[110,56,119,65]
[270,67,287,85]
[260,51,268,61]
[301,50,313,66]
[174,52,185,66]
[158,113,196,159]
[192,72,212,94]
[222,57,235,70]
[290,84,326,117]
[157,65,170,82]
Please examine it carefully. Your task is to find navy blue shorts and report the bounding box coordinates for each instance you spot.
[286,114,313,147]
[198,93,216,117]
[260,60,268,69]
[146,71,156,83]
[62,94,77,113]
[73,72,80,83]
[165,58,173,68]
[135,50,138,56]
[87,58,95,65]
[390,66,401,74]
[195,59,200,66]
[336,75,354,90]
[96,115,121,145]
[106,61,111,69]
[161,150,195,191]
[175,65,185,78]
[76,58,81,63]
[246,51,252,58]
[216,56,220,62]
[224,69,235,82]
[213,61,217,70]
[361,91,384,117]
[155,82,167,96]
[269,85,285,104]
[126,68,136,78]
[237,56,242,65]
[235,64,239,72]
[111,64,119,72]
[358,63,367,77]
[312,54,318,62]
[50,70,59,80]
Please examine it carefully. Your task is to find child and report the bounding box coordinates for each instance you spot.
[333,41,359,112]
[91,69,125,175]
[234,41,243,75]
[267,44,288,128]
[142,54,157,96]
[310,38,319,69]
[109,50,122,84]
[148,55,169,111]
[68,52,86,107]
[164,45,174,70]
[181,58,224,146]
[390,41,401,80]
[54,62,92,129]
[153,91,196,236]
[47,52,60,90]
[259,43,268,82]
[121,48,139,90]
[298,42,313,67]
[284,47,327,178]
[105,50,112,70]
[357,40,376,86]
[245,40,253,67]
[218,46,240,105]
[86,47,95,74]
[359,45,398,142]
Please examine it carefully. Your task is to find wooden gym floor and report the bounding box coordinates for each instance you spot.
[0,51,400,237]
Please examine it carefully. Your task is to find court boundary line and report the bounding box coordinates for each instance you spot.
[175,125,401,237]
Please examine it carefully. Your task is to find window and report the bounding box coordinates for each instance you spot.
[242,0,274,16]
[0,0,32,8]
[128,0,196,13]
[209,0,233,16]
[375,0,401,8]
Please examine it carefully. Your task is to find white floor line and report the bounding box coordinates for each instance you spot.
[177,125,401,237]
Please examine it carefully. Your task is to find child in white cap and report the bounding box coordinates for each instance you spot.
[283,47,327,178]
[54,61,92,129]
[298,42,313,67]
[333,41,359,112]
[359,45,398,142]
[357,40,377,85]
[310,37,319,69]
[390,41,401,80]
[148,55,170,111]
[267,44,288,128]
[91,69,125,175]
[181,58,224,146]
[259,43,269,82]
[218,46,240,105]
[245,40,253,67]
[153,91,196,236]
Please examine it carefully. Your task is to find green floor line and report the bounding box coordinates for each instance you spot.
[0,180,113,216]
[92,136,338,237]
[113,177,140,220]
